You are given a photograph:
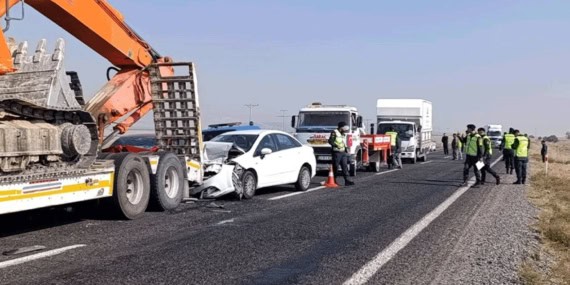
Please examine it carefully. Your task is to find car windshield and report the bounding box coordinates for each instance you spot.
[111,135,156,149]
[487,131,502,137]
[377,123,414,139]
[211,134,259,152]
[297,111,350,131]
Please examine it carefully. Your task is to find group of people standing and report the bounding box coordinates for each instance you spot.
[441,125,531,187]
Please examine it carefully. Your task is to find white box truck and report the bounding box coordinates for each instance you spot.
[376,99,435,163]
[292,102,365,176]
[485,124,503,148]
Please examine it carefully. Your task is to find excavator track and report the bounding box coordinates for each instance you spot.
[0,39,99,183]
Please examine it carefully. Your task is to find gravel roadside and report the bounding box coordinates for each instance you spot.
[430,172,539,284]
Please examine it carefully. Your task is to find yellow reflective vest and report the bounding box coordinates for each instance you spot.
[515,135,529,158]
[385,131,398,147]
[465,133,482,156]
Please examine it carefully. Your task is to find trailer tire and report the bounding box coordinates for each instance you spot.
[295,165,312,191]
[150,152,184,211]
[242,170,257,199]
[109,153,150,220]
[369,162,381,173]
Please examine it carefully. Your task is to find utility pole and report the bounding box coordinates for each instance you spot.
[244,104,259,123]
[277,110,288,131]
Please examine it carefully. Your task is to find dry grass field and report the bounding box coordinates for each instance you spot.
[521,139,570,284]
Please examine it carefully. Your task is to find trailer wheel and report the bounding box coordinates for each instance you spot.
[295,165,312,191]
[150,152,184,211]
[110,153,150,220]
[242,170,257,199]
[369,162,381,173]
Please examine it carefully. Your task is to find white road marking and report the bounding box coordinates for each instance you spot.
[443,156,451,159]
[0,244,86,269]
[268,186,326,201]
[343,156,503,285]
[216,219,235,225]
[420,160,433,165]
[375,169,399,176]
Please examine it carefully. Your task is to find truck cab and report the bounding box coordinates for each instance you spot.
[376,99,435,163]
[291,102,365,176]
[485,124,503,148]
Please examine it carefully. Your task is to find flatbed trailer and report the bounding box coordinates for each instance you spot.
[360,134,391,173]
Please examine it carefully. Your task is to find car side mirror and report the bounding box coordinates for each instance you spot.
[260,148,272,158]
[291,116,296,128]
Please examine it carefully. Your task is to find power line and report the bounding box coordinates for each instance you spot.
[244,104,259,123]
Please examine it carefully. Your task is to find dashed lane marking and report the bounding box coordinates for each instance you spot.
[0,244,86,269]
[268,186,326,201]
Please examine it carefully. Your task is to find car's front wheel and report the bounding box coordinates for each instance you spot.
[242,170,257,199]
[295,165,312,191]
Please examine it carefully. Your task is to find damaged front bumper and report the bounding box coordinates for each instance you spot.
[192,141,245,199]
[192,163,244,199]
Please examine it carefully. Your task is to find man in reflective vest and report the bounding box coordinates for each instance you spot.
[511,129,530,184]
[501,127,516,174]
[462,124,483,186]
[385,127,402,169]
[328,121,355,186]
[478,128,501,185]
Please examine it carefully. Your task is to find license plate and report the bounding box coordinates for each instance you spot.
[318,155,332,161]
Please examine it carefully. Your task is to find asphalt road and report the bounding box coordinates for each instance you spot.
[0,151,516,285]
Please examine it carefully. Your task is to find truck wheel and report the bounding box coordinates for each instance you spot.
[242,170,257,199]
[150,152,185,211]
[421,152,428,162]
[295,165,312,191]
[110,153,150,220]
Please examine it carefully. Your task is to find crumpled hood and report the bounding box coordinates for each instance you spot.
[203,142,234,164]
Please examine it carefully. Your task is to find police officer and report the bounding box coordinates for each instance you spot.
[328,122,355,186]
[478,128,501,185]
[501,128,516,174]
[385,127,402,169]
[512,129,530,184]
[463,124,483,187]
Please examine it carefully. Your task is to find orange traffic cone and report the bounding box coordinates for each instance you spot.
[323,165,339,188]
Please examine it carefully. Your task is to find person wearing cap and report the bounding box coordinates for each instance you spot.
[501,128,516,174]
[328,122,355,186]
[511,129,530,184]
[478,128,501,185]
[463,124,483,187]
[385,126,402,169]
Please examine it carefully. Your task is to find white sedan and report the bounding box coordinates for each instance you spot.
[194,130,317,199]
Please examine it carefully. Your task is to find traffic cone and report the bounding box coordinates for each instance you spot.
[323,165,339,188]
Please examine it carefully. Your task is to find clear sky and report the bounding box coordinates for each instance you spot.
[5,0,570,136]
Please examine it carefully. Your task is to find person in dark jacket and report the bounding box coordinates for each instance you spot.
[442,133,449,155]
[541,140,548,163]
